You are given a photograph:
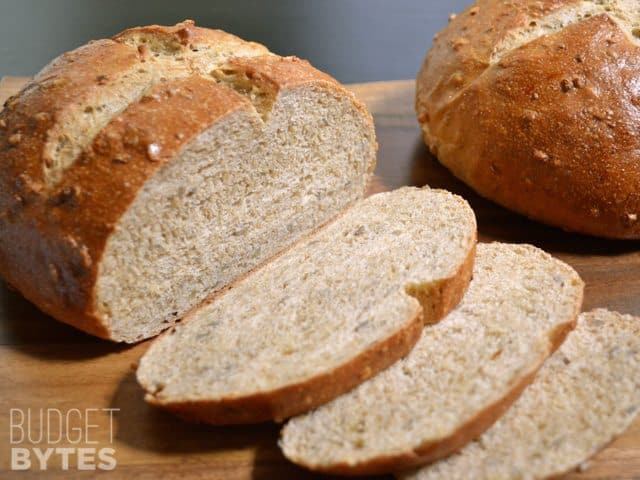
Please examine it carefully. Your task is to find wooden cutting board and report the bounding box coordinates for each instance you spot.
[0,77,639,479]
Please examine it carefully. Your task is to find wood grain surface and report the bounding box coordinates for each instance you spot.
[0,76,639,479]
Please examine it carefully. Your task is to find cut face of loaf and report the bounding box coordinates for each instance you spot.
[280,242,584,475]
[417,0,640,238]
[0,21,376,342]
[137,187,477,424]
[403,309,640,480]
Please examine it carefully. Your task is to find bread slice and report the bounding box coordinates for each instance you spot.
[136,187,476,424]
[402,309,640,480]
[0,20,376,342]
[280,242,584,475]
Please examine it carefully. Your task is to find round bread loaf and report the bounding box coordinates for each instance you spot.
[417,0,640,238]
[0,21,376,342]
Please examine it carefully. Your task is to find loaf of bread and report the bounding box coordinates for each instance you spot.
[137,187,477,424]
[417,1,640,238]
[403,309,640,480]
[281,242,584,475]
[0,20,376,342]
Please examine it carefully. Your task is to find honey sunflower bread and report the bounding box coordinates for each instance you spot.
[403,309,640,480]
[281,242,584,475]
[137,187,477,424]
[417,0,640,238]
[0,20,376,342]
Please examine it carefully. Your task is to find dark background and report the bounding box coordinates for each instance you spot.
[0,0,471,82]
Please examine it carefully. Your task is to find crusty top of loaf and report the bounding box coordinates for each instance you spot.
[417,0,579,123]
[417,1,640,238]
[0,20,373,337]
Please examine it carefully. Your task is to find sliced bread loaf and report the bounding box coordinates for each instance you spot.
[280,242,584,475]
[136,187,476,424]
[0,20,376,342]
[402,309,640,480]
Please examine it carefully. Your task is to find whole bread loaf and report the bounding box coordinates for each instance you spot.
[417,0,640,238]
[137,187,477,424]
[0,21,376,342]
[403,309,640,480]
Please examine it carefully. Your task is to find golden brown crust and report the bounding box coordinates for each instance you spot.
[417,1,640,238]
[143,242,476,425]
[0,21,373,340]
[411,241,476,326]
[219,54,337,90]
[302,293,581,477]
[0,39,140,338]
[416,0,576,126]
[113,19,269,55]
